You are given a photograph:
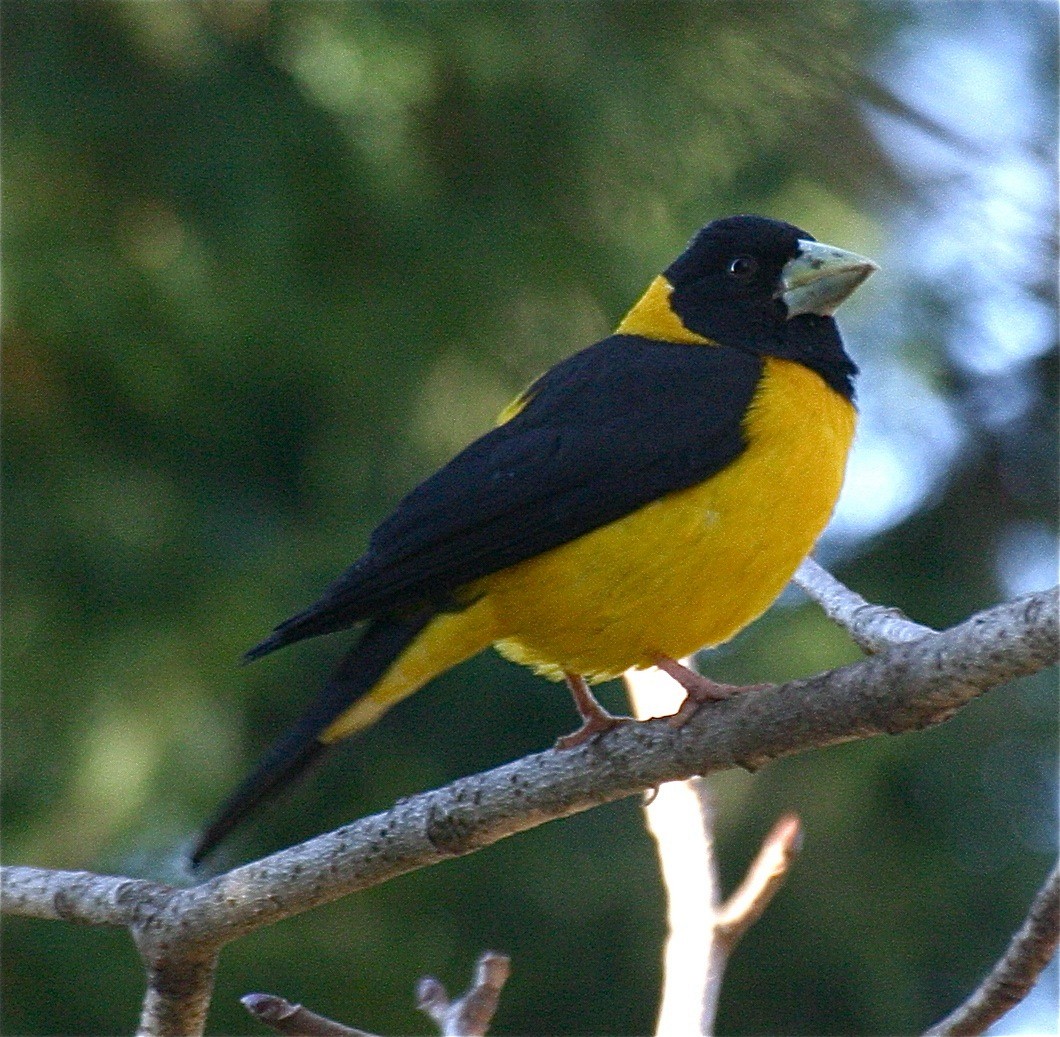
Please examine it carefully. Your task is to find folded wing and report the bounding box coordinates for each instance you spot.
[248,335,762,659]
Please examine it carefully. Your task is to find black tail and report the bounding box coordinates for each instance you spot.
[242,561,380,663]
[190,612,433,867]
[243,599,359,663]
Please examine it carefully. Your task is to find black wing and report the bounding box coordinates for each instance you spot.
[248,335,762,657]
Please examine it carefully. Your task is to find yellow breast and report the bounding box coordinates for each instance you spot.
[485,356,857,680]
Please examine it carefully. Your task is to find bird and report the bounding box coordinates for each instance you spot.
[190,214,876,865]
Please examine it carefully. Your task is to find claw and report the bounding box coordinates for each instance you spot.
[652,655,772,728]
[555,673,632,749]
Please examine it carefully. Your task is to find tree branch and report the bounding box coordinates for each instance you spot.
[242,951,511,1037]
[242,993,379,1036]
[794,557,936,651]
[3,585,1056,1036]
[712,812,802,948]
[139,950,220,1037]
[923,861,1060,1036]
[626,662,720,1035]
[0,866,170,928]
[416,951,511,1036]
[625,664,802,1035]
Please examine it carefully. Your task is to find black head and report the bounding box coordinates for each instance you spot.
[665,215,811,349]
[665,214,869,397]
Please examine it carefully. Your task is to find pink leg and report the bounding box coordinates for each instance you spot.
[555,673,631,750]
[653,655,773,728]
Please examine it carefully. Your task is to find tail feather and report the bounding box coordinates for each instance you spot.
[191,611,433,867]
[244,601,357,663]
[189,732,328,868]
[244,561,384,663]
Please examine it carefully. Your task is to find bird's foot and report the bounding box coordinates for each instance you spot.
[652,655,772,729]
[555,673,632,749]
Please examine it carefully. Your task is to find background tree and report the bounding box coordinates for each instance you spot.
[3,2,1056,1034]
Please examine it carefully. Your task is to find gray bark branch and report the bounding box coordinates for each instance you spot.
[416,951,512,1036]
[923,861,1060,1036]
[794,557,936,651]
[241,993,379,1037]
[3,584,1057,1036]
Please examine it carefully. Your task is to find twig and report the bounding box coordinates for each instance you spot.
[241,993,377,1037]
[0,867,169,929]
[700,810,802,1033]
[240,951,509,1037]
[625,663,719,1035]
[713,813,802,948]
[924,862,1060,1036]
[794,557,935,652]
[626,665,803,1035]
[416,951,511,1036]
[2,586,1056,1037]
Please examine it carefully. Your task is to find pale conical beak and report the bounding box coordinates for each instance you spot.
[779,239,878,318]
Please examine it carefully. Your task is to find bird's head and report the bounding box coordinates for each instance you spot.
[663,214,877,357]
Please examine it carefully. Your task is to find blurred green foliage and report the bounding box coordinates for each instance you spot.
[2,2,1056,1035]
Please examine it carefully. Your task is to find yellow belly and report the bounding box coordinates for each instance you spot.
[485,356,856,680]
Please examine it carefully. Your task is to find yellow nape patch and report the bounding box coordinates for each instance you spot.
[616,276,716,346]
[482,357,857,680]
[496,275,710,428]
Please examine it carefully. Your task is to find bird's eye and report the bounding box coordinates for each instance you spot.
[728,255,758,280]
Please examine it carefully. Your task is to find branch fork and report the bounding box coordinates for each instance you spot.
[242,951,512,1037]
